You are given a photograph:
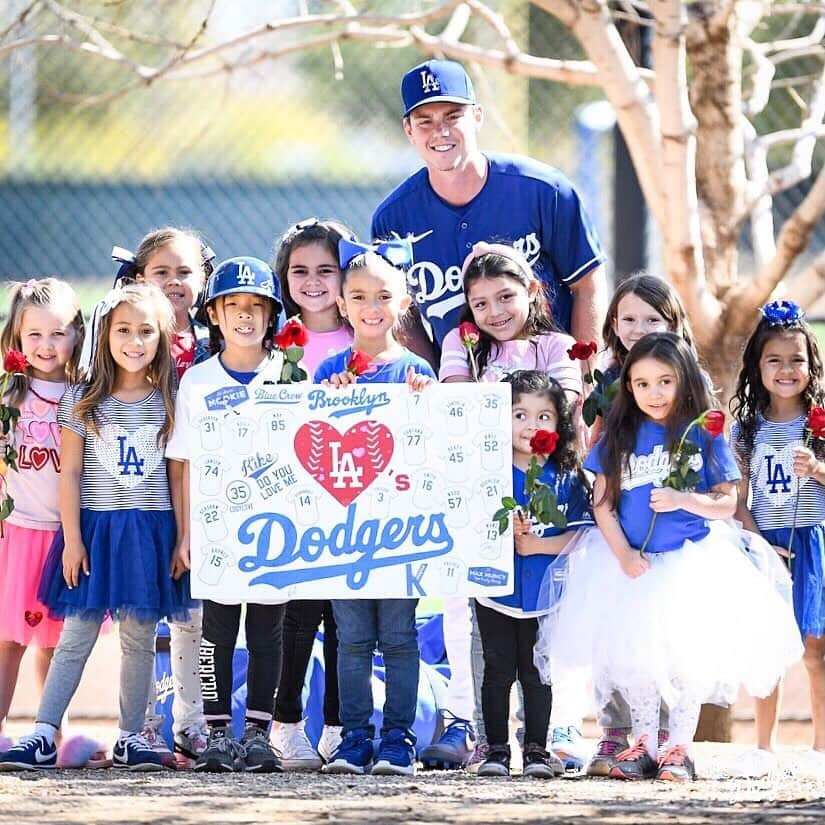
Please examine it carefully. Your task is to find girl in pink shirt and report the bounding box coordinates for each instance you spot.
[273,218,355,377]
[0,279,84,749]
[269,218,355,768]
[439,242,582,403]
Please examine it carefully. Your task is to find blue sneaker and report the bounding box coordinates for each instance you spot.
[112,732,165,771]
[372,728,417,776]
[550,726,587,772]
[419,713,475,769]
[0,735,57,771]
[321,728,374,775]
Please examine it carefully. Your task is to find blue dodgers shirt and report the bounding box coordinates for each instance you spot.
[492,463,593,615]
[584,420,741,553]
[371,153,605,345]
[313,347,436,384]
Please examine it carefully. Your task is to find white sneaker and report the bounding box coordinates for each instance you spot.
[793,748,825,779]
[731,748,778,779]
[270,721,322,771]
[317,725,343,763]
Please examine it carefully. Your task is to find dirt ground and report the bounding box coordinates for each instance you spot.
[2,722,825,825]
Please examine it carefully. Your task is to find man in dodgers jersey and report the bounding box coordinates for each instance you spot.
[372,58,608,354]
[372,58,606,771]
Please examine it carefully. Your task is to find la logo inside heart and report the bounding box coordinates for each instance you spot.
[294,420,394,506]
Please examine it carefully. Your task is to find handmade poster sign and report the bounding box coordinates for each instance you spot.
[187,383,513,601]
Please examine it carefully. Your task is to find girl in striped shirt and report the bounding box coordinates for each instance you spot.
[0,284,193,772]
[732,300,825,777]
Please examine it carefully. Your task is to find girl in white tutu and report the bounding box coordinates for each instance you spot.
[535,332,803,782]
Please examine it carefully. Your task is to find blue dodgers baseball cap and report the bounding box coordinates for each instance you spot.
[401,59,475,117]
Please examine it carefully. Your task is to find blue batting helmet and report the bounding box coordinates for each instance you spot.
[204,256,283,316]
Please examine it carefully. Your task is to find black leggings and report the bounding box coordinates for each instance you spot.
[199,600,285,721]
[274,599,341,725]
[475,601,552,748]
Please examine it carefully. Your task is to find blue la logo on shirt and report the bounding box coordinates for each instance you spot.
[753,442,806,507]
[117,436,144,476]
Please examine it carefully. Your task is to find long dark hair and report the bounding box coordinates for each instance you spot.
[731,317,825,462]
[272,218,353,319]
[504,370,587,488]
[599,332,716,508]
[602,272,698,368]
[460,251,560,376]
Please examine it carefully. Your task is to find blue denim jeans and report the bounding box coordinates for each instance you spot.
[331,598,419,738]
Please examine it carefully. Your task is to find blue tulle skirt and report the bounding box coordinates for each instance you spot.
[761,524,825,638]
[38,508,194,623]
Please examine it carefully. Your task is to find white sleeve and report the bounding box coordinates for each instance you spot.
[166,371,192,460]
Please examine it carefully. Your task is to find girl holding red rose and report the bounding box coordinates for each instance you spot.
[536,333,802,783]
[272,218,355,377]
[438,242,582,403]
[429,243,585,772]
[474,371,593,778]
[0,279,84,752]
[731,301,825,777]
[270,218,357,769]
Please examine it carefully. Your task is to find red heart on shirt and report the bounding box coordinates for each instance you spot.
[294,420,394,506]
[27,447,49,471]
[24,610,43,627]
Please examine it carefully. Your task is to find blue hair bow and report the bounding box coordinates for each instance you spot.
[338,237,414,270]
[761,300,805,326]
[111,246,138,286]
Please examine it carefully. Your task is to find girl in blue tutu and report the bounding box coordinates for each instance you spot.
[731,300,825,776]
[535,333,802,783]
[0,283,193,773]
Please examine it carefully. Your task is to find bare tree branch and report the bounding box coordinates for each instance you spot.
[744,120,778,269]
[536,0,667,227]
[0,0,40,43]
[651,0,718,336]
[743,37,775,117]
[768,62,825,194]
[733,163,825,328]
[786,248,825,310]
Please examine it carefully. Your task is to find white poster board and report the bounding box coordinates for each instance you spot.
[187,383,513,601]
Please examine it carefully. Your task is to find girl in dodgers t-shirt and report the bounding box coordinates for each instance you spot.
[534,333,802,783]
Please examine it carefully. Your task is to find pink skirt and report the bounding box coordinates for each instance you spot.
[0,522,63,647]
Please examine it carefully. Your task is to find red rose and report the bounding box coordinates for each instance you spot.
[274,318,309,350]
[809,406,825,439]
[700,409,725,437]
[459,322,480,348]
[346,349,372,377]
[3,350,29,374]
[529,430,559,456]
[567,341,597,361]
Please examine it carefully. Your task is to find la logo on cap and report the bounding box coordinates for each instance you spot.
[420,69,440,93]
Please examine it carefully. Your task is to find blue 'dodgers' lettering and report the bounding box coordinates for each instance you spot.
[238,502,453,590]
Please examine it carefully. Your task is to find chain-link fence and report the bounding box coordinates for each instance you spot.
[0,1,821,308]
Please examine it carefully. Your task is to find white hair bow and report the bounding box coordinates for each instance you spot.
[79,288,125,378]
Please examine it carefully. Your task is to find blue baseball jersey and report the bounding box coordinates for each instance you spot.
[491,463,593,616]
[371,152,605,345]
[585,420,741,553]
[313,347,436,385]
